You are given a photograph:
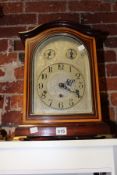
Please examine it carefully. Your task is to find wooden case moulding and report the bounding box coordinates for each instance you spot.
[18,21,110,137]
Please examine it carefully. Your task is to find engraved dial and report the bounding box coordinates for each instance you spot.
[32,33,93,115]
[37,63,85,110]
[66,48,77,59]
[44,49,55,59]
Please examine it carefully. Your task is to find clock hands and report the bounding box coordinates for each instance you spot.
[66,79,75,86]
[59,82,71,91]
[59,81,80,98]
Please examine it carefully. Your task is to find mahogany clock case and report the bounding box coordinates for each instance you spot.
[18,21,111,137]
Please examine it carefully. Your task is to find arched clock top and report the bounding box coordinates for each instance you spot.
[19,20,100,44]
[18,20,111,137]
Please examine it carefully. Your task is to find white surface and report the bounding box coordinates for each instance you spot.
[0,139,117,175]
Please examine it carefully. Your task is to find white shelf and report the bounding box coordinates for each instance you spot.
[0,139,117,175]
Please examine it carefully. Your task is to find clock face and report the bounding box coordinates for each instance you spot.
[31,34,93,115]
[37,63,85,110]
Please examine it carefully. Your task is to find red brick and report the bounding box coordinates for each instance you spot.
[100,77,117,91]
[0,14,36,25]
[14,66,24,79]
[106,78,117,91]
[0,81,23,93]
[104,50,116,62]
[0,53,17,65]
[106,64,117,77]
[0,95,4,108]
[10,95,23,110]
[97,50,116,63]
[38,13,80,24]
[93,24,117,36]
[0,39,8,52]
[113,2,117,11]
[111,93,117,106]
[14,40,24,51]
[0,5,3,17]
[100,93,116,121]
[25,1,66,13]
[68,1,110,12]
[1,2,23,14]
[2,111,22,125]
[105,37,117,48]
[0,26,26,38]
[81,12,117,24]
[4,96,10,111]
[0,69,5,77]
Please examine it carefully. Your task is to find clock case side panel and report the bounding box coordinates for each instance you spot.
[19,21,102,125]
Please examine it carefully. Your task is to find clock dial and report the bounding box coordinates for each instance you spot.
[44,49,55,59]
[37,63,85,110]
[66,48,77,59]
[31,34,93,115]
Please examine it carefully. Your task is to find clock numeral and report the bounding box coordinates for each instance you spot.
[75,89,80,98]
[69,99,74,107]
[38,83,43,89]
[40,90,47,99]
[58,64,64,70]
[48,99,53,106]
[58,102,64,109]
[48,66,53,72]
[42,73,47,80]
[69,65,72,72]
[75,73,81,79]
[79,82,84,89]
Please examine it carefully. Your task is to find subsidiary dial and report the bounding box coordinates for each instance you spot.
[37,63,85,110]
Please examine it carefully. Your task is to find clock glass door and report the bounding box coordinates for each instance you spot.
[30,34,94,116]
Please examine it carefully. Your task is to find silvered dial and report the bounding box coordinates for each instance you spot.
[32,34,93,115]
[37,63,85,110]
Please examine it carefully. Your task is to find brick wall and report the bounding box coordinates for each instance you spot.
[0,0,117,126]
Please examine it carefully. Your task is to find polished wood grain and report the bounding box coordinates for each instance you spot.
[19,20,110,137]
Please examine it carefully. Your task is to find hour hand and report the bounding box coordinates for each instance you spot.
[59,82,74,93]
[59,82,70,91]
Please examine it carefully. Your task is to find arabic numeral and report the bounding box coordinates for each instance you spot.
[75,73,81,79]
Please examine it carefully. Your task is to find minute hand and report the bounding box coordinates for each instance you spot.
[59,83,80,98]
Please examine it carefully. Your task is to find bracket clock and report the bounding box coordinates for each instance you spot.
[19,21,110,138]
